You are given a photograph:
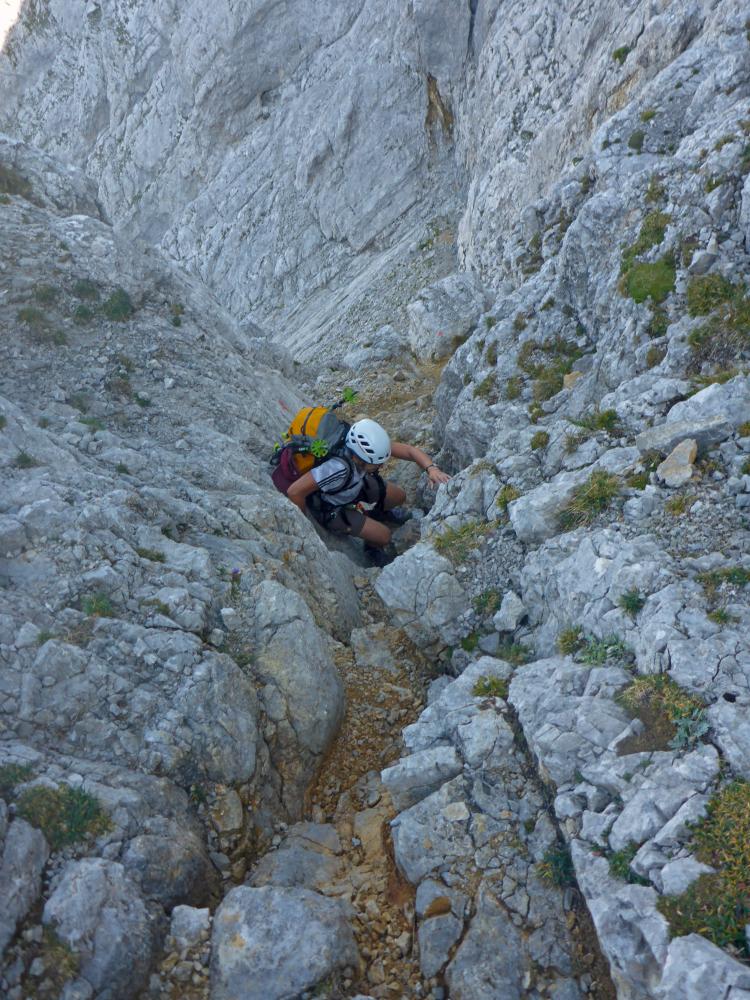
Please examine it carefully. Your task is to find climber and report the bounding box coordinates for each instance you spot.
[285,418,450,558]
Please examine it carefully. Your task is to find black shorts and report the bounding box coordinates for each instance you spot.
[309,474,385,537]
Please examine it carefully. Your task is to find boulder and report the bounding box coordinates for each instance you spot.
[341,324,408,369]
[636,416,732,456]
[656,438,697,487]
[0,819,49,955]
[375,542,467,647]
[493,591,526,632]
[210,885,358,1000]
[666,376,750,430]
[169,905,211,953]
[43,859,154,1000]
[407,272,488,361]
[381,746,462,811]
[656,934,750,998]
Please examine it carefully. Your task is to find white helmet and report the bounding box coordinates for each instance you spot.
[346,419,391,465]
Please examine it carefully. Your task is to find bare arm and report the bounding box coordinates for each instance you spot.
[391,442,451,485]
[286,471,320,512]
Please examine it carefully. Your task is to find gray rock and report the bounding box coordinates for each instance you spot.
[381,746,463,812]
[341,324,408,369]
[659,857,714,896]
[444,883,524,999]
[418,911,464,979]
[210,885,358,1000]
[407,272,488,362]
[375,542,467,647]
[656,934,750,998]
[0,819,49,956]
[666,376,750,431]
[250,823,342,891]
[636,417,732,456]
[43,858,154,1000]
[656,438,697,488]
[492,591,526,632]
[169,905,211,953]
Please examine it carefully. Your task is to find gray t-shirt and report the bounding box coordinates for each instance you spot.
[310,457,364,506]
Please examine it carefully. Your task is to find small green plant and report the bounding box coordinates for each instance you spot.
[628,129,645,152]
[665,494,695,516]
[608,843,649,884]
[497,641,532,665]
[461,632,480,653]
[496,483,521,515]
[626,471,649,490]
[484,315,497,329]
[13,450,39,469]
[16,784,111,850]
[704,175,724,193]
[617,674,705,752]
[541,297,555,310]
[686,274,735,316]
[538,845,575,886]
[72,278,99,299]
[645,174,665,203]
[622,257,676,304]
[485,342,498,366]
[528,402,544,423]
[82,593,113,617]
[505,376,522,400]
[79,416,104,432]
[738,421,750,437]
[434,521,491,564]
[473,374,496,401]
[474,589,502,615]
[646,344,666,368]
[557,626,585,656]
[134,393,151,407]
[102,287,134,321]
[697,566,750,602]
[618,588,645,616]
[573,408,620,434]
[517,337,583,402]
[0,763,35,798]
[0,415,6,431]
[707,608,737,625]
[17,305,47,327]
[73,304,95,325]
[612,45,631,64]
[170,302,184,327]
[669,708,710,750]
[658,781,750,955]
[513,313,528,332]
[530,430,549,450]
[558,470,620,530]
[115,462,130,474]
[34,283,58,304]
[136,547,165,563]
[473,675,509,698]
[579,634,632,666]
[640,108,657,122]
[229,567,242,599]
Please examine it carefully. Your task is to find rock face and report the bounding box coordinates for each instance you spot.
[210,885,358,1000]
[3,0,750,996]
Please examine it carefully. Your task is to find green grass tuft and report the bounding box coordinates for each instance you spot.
[497,641,532,665]
[612,45,631,65]
[658,781,750,955]
[82,593,113,617]
[13,450,40,469]
[628,129,645,152]
[473,589,502,615]
[618,588,646,616]
[558,470,620,530]
[102,287,134,321]
[17,784,111,850]
[530,430,549,450]
[135,547,166,563]
[538,845,575,886]
[0,763,35,798]
[433,521,491,564]
[473,675,508,699]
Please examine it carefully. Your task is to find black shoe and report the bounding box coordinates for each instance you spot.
[363,544,392,568]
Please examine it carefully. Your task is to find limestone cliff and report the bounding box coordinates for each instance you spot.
[2,1,750,998]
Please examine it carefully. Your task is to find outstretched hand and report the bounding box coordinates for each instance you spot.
[427,465,451,486]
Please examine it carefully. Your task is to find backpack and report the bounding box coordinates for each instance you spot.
[270,403,356,497]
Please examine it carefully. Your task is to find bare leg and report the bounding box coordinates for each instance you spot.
[358,517,392,548]
[383,481,406,510]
